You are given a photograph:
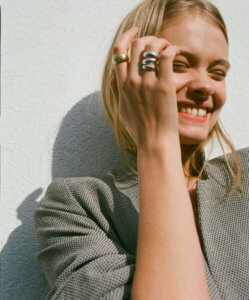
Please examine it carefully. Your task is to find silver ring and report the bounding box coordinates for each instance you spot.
[142,51,159,59]
[142,58,158,65]
[141,64,158,71]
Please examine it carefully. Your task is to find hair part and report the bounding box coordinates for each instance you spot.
[101,0,243,196]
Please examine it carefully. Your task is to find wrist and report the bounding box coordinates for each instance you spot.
[137,134,181,159]
[136,136,184,179]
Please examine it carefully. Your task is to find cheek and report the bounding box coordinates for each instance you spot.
[209,89,226,128]
[173,73,187,91]
[214,85,227,109]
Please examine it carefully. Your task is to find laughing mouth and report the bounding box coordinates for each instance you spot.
[178,105,209,117]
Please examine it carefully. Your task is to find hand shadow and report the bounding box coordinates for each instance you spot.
[1,91,125,299]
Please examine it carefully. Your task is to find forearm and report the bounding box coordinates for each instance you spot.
[131,138,210,299]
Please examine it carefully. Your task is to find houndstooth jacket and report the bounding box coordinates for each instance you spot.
[33,147,249,299]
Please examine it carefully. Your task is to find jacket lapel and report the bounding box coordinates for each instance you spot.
[196,151,249,299]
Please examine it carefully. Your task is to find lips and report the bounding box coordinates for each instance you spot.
[178,111,209,123]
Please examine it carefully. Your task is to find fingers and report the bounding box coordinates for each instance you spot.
[142,38,170,82]
[128,36,159,83]
[113,27,180,96]
[113,27,139,84]
[158,45,180,83]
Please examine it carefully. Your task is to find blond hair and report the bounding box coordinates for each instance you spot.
[101,0,242,194]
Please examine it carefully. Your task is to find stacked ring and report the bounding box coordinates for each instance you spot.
[142,51,159,59]
[141,51,159,71]
[142,58,158,64]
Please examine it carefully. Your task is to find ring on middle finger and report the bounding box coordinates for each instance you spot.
[142,51,159,59]
[141,64,158,71]
[142,57,159,65]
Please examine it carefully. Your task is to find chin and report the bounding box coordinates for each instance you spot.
[179,132,208,145]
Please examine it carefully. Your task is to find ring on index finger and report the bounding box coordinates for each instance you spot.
[113,54,129,64]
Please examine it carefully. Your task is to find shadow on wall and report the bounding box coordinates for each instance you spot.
[52,91,123,179]
[1,91,124,299]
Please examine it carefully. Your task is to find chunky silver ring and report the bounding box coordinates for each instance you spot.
[113,54,129,64]
[142,58,158,65]
[141,64,158,71]
[142,51,159,59]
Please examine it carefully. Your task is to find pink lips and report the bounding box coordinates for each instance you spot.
[178,112,208,123]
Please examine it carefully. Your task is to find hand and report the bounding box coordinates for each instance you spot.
[110,27,180,151]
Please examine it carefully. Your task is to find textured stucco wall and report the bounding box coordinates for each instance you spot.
[0,0,248,299]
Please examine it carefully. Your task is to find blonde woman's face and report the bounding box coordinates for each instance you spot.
[158,14,229,144]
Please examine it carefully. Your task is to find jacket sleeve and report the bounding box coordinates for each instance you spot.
[33,177,136,300]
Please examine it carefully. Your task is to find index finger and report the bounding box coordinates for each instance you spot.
[113,27,139,84]
[158,46,180,83]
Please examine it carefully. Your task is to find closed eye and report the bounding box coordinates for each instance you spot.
[173,61,189,70]
[210,69,227,80]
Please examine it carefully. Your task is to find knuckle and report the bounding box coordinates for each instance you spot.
[173,46,180,55]
[113,44,122,54]
[132,39,141,48]
[143,36,157,42]
[160,45,179,59]
[169,45,179,55]
[160,51,171,60]
[129,76,139,87]
[157,83,168,93]
[158,38,170,47]
[142,80,154,90]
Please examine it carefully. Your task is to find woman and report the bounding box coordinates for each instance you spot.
[33,0,249,299]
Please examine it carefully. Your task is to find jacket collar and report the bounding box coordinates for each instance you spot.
[109,147,248,206]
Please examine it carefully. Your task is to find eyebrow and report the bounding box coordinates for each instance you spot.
[178,50,231,69]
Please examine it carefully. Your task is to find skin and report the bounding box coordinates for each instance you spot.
[111,13,229,186]
[110,13,226,297]
[159,14,229,145]
[158,14,229,178]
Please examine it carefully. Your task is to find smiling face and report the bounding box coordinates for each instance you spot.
[158,13,229,145]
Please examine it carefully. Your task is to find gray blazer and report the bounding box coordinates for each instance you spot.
[33,147,249,300]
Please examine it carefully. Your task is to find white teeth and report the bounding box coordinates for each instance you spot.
[186,107,192,114]
[179,106,207,117]
[197,108,207,117]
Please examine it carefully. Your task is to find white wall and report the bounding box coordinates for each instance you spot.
[0,0,248,298]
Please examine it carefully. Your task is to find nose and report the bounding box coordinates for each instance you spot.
[187,73,214,101]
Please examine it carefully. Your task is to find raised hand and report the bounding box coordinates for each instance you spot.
[111,27,180,151]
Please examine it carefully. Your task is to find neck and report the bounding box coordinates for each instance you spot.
[180,144,202,190]
[180,144,197,175]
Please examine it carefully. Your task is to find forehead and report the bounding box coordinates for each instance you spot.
[158,14,228,60]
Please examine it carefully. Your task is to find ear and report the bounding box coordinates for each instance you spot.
[110,70,119,107]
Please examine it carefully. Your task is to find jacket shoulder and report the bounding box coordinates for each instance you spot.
[36,175,120,232]
[207,146,249,170]
[205,146,249,187]
[33,176,136,299]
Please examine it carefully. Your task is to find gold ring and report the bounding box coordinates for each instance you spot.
[113,54,129,64]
